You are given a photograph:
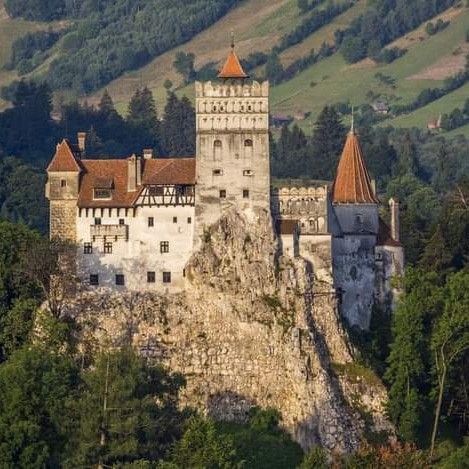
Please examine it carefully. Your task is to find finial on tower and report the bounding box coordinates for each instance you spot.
[350,105,355,134]
[217,33,248,80]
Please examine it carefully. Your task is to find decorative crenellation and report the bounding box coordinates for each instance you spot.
[195,80,269,98]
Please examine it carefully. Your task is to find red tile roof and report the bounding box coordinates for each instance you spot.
[47,140,82,172]
[377,218,401,247]
[332,131,379,204]
[76,157,196,208]
[143,158,195,185]
[218,48,248,79]
[78,160,136,208]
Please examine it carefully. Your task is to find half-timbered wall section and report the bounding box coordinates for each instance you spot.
[136,185,195,207]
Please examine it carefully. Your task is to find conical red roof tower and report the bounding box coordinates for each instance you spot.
[218,36,248,79]
[332,129,378,204]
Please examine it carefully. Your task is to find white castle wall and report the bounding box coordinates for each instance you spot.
[76,205,195,292]
[194,81,271,243]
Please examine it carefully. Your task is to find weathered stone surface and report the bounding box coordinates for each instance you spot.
[67,209,392,452]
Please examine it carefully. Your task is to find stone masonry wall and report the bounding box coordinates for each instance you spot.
[50,200,77,241]
[68,209,392,453]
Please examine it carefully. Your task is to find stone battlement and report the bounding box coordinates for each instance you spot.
[195,80,269,98]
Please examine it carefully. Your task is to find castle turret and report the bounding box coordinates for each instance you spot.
[331,128,380,329]
[331,128,379,234]
[194,41,270,243]
[45,139,81,241]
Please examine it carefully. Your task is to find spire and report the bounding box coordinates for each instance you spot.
[218,33,248,80]
[332,131,379,204]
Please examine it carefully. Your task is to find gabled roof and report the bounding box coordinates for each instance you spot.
[332,131,379,205]
[77,160,136,208]
[143,158,195,185]
[76,157,196,208]
[218,47,248,79]
[47,139,82,172]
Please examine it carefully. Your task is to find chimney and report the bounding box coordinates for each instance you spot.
[136,157,142,186]
[128,155,137,192]
[143,148,153,160]
[77,132,86,154]
[389,198,400,242]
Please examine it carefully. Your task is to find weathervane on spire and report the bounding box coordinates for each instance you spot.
[231,30,235,49]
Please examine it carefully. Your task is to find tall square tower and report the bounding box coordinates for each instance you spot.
[194,45,270,242]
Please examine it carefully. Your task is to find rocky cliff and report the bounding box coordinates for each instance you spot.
[68,209,393,452]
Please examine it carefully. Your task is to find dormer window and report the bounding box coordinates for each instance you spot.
[94,189,112,199]
[93,177,113,200]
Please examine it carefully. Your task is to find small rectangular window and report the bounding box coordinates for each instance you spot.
[160,241,169,253]
[187,217,192,224]
[61,179,67,187]
[104,242,112,254]
[94,218,102,225]
[243,169,253,176]
[163,271,171,283]
[84,242,93,254]
[243,189,250,199]
[94,189,111,199]
[213,169,223,176]
[220,190,226,198]
[115,274,125,286]
[148,217,154,227]
[173,217,177,223]
[90,274,99,286]
[119,218,125,225]
[147,271,156,283]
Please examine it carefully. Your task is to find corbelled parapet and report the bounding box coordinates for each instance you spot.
[68,209,393,452]
[195,80,269,98]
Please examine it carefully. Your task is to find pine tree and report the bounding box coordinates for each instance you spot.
[66,348,184,467]
[310,106,345,179]
[161,92,195,156]
[99,89,115,116]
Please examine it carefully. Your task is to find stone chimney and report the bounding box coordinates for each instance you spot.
[143,148,153,160]
[128,155,137,192]
[389,198,400,242]
[136,157,142,186]
[77,132,86,154]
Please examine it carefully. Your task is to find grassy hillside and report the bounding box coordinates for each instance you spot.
[271,5,469,126]
[0,0,467,138]
[0,0,67,108]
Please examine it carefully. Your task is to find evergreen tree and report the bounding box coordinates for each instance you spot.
[161,92,195,156]
[0,346,79,468]
[173,52,196,84]
[396,133,420,176]
[310,106,345,180]
[66,348,185,467]
[99,89,116,116]
[265,53,284,84]
[385,269,443,442]
[126,87,160,152]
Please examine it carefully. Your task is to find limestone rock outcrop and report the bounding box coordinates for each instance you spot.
[69,209,393,452]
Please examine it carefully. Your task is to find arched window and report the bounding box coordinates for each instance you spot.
[214,139,222,161]
[244,139,253,147]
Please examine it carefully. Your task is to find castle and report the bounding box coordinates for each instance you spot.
[45,45,403,330]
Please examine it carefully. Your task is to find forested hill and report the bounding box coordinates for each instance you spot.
[1,0,469,137]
